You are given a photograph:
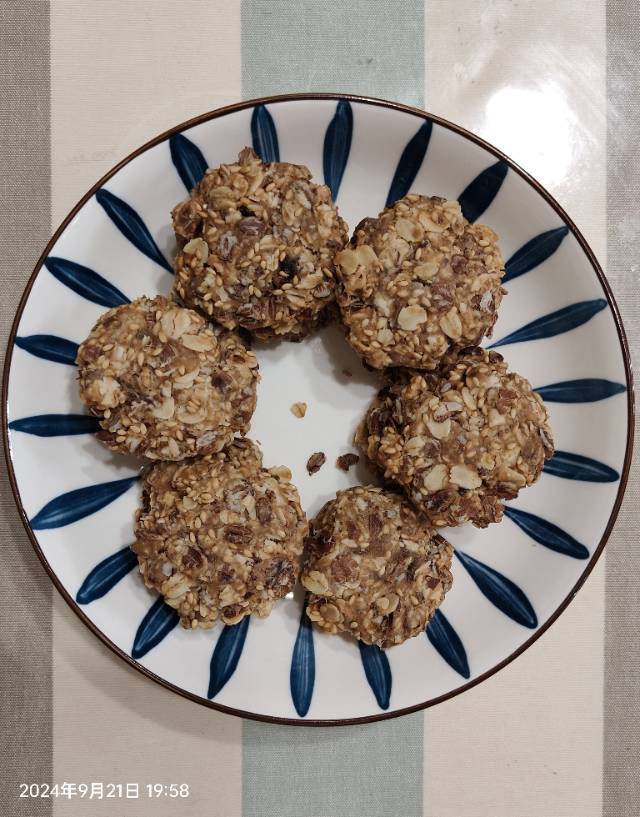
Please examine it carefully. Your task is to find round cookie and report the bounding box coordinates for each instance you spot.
[172,147,349,340]
[356,348,554,528]
[133,439,308,628]
[335,194,506,369]
[302,486,453,648]
[76,296,258,460]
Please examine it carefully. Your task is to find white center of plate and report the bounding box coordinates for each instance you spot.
[250,323,381,517]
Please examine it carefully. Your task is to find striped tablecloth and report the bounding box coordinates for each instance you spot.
[1,2,638,815]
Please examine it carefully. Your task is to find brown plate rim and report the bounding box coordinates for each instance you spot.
[2,91,635,727]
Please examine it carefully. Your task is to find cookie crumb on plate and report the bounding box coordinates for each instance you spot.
[306,451,326,475]
[290,401,307,418]
[336,453,359,471]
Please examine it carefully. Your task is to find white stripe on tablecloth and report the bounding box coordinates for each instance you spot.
[423,2,606,815]
[50,3,243,816]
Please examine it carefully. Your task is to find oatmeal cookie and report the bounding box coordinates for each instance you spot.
[172,147,349,340]
[302,486,453,648]
[356,348,554,528]
[76,296,258,460]
[133,439,308,628]
[335,195,506,369]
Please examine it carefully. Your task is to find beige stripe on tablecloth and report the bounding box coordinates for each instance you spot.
[423,2,606,815]
[50,3,242,816]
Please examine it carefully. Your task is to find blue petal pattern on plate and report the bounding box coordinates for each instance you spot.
[455,550,538,628]
[426,609,470,679]
[169,133,208,191]
[44,256,129,308]
[9,413,100,437]
[95,188,172,273]
[76,546,138,604]
[490,299,607,348]
[208,617,251,699]
[458,161,508,222]
[15,334,78,365]
[503,506,589,560]
[385,120,432,207]
[543,450,619,482]
[290,602,315,717]
[251,105,279,162]
[132,597,179,660]
[535,378,626,403]
[358,642,391,710]
[30,475,139,530]
[503,226,569,284]
[323,100,353,201]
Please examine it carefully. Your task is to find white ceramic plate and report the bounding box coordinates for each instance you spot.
[3,94,632,724]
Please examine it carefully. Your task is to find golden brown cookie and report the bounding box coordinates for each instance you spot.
[356,348,554,528]
[302,486,453,648]
[335,195,505,369]
[172,147,349,340]
[76,296,258,460]
[133,439,307,628]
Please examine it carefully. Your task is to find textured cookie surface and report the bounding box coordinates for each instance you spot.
[356,347,554,527]
[133,439,307,628]
[172,147,349,340]
[302,486,453,648]
[76,296,258,460]
[335,195,505,369]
